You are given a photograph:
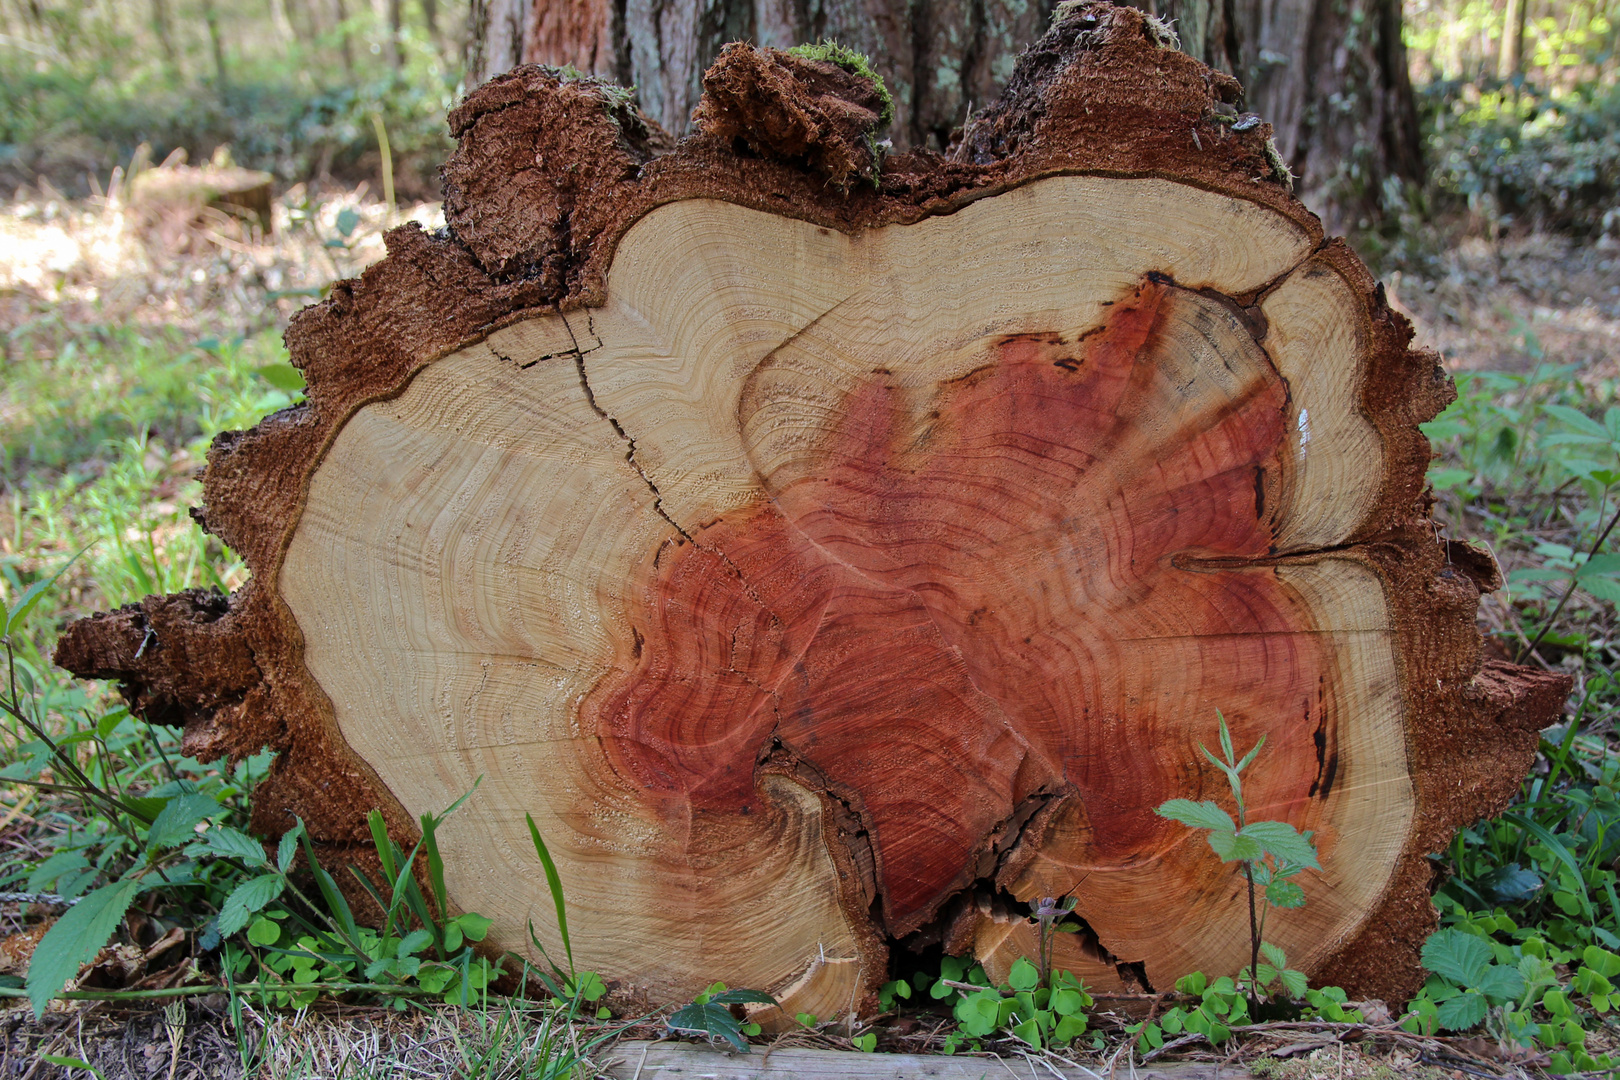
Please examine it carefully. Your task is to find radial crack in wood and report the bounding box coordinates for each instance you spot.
[54,1,1569,1019]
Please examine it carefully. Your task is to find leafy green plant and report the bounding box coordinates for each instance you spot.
[1407,924,1618,1075]
[1128,968,1362,1054]
[1128,972,1249,1053]
[1416,926,1528,1030]
[1441,721,1620,954]
[217,792,508,1011]
[667,982,777,1051]
[1155,711,1321,1010]
[922,955,1092,1054]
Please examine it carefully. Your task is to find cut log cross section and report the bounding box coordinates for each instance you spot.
[56,2,1568,1021]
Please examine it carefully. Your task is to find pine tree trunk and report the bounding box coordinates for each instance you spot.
[60,2,1562,1018]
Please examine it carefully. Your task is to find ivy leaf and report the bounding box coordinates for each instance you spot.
[1238,821,1320,870]
[708,987,776,1006]
[216,873,286,937]
[669,1001,752,1051]
[1477,863,1542,904]
[26,877,143,1017]
[1422,928,1492,988]
[1156,799,1234,832]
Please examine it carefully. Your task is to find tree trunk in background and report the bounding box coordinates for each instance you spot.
[386,0,403,68]
[466,0,1059,150]
[149,0,180,77]
[201,0,228,92]
[422,0,445,59]
[465,0,1421,225]
[1137,0,1423,227]
[332,0,357,76]
[1498,0,1527,81]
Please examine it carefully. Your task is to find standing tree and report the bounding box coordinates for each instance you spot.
[466,0,1423,223]
[1138,0,1424,227]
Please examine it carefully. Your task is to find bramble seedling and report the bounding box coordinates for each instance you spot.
[1156,711,1320,1011]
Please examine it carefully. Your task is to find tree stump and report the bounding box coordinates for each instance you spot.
[56,2,1567,1020]
[127,160,275,236]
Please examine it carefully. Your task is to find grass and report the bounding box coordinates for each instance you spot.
[3,176,1620,1076]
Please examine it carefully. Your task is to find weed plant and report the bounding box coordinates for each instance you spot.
[1156,712,1321,1014]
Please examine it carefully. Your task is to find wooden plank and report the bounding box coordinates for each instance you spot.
[597,1041,1250,1079]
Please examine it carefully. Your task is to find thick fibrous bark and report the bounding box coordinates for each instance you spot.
[58,3,1564,1020]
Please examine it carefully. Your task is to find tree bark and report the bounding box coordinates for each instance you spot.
[332,0,356,75]
[59,2,1564,1018]
[1136,0,1423,228]
[149,0,180,78]
[1497,0,1528,82]
[201,0,228,92]
[470,0,1421,223]
[465,0,1058,150]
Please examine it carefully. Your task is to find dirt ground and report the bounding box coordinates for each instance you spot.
[1387,230,1620,383]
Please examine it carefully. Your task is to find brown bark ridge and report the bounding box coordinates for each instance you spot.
[57,2,1565,1018]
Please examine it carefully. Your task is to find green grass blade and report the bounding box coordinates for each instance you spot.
[4,547,86,637]
[525,812,574,975]
[1501,811,1594,924]
[419,812,449,922]
[294,816,363,947]
[368,809,397,884]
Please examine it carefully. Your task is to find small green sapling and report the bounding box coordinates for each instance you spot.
[1156,711,1321,1011]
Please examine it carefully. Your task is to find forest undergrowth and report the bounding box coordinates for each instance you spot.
[1,178,1619,1078]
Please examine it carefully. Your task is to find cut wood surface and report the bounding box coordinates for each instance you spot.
[56,1,1568,1021]
[598,1041,1240,1079]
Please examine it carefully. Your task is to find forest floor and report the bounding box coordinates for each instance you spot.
[1,185,1617,1079]
[1388,229,1620,381]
